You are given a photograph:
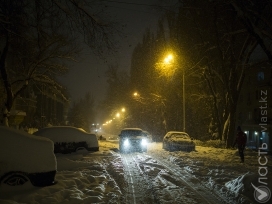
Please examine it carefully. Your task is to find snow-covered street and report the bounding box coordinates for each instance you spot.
[0,140,271,204]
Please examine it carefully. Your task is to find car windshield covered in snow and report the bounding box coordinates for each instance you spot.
[170,133,191,140]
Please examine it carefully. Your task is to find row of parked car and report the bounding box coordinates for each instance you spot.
[1,125,195,189]
[118,128,195,153]
[0,126,99,189]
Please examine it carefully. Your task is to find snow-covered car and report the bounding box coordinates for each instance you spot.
[118,128,148,153]
[33,126,99,154]
[0,126,57,187]
[163,131,195,152]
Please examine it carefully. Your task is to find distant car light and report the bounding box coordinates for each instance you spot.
[141,139,147,146]
[124,139,129,147]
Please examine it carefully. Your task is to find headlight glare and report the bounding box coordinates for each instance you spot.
[124,139,129,146]
[141,139,147,146]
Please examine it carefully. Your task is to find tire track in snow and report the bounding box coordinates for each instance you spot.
[121,153,156,204]
[134,153,205,203]
[122,151,228,204]
[122,152,214,204]
[122,154,137,204]
[130,154,161,204]
[145,153,232,204]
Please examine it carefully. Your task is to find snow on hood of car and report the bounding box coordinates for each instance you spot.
[33,126,98,147]
[0,126,57,175]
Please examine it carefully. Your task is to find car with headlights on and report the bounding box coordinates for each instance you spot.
[118,128,148,153]
[33,126,99,154]
[0,126,57,188]
[163,131,195,152]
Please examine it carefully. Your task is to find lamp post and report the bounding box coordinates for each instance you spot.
[182,69,185,132]
[163,54,186,132]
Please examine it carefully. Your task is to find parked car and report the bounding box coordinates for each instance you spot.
[0,126,57,187]
[33,126,99,154]
[118,128,148,153]
[162,131,195,152]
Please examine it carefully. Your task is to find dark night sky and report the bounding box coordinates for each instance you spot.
[59,0,178,104]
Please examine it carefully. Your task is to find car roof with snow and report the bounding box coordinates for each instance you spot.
[121,128,143,131]
[142,130,151,134]
[164,131,190,138]
[33,126,98,147]
[166,131,188,134]
[119,128,144,137]
[0,126,56,175]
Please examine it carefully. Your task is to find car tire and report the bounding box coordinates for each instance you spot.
[1,172,29,186]
[76,147,87,152]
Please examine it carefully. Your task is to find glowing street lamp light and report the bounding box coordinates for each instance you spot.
[164,54,173,64]
[133,92,139,97]
[116,112,120,118]
[121,108,125,112]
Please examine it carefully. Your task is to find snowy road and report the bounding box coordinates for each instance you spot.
[1,140,269,203]
[121,153,156,203]
[120,152,229,204]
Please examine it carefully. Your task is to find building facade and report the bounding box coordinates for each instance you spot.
[236,61,272,151]
[11,85,69,129]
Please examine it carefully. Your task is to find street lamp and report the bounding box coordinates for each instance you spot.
[162,54,186,132]
[133,92,139,97]
[164,54,173,64]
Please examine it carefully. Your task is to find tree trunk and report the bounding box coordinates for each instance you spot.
[226,110,237,147]
[222,114,230,142]
[222,104,237,148]
[0,35,12,126]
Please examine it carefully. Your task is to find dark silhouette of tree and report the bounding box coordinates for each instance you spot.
[230,0,272,62]
[99,64,130,134]
[127,0,271,145]
[163,0,270,146]
[68,92,95,132]
[0,0,120,126]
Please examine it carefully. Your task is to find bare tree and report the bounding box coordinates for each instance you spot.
[0,0,120,126]
[230,0,272,62]
[164,0,267,146]
[68,92,95,132]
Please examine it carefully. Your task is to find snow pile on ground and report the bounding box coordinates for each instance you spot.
[148,143,272,203]
[0,143,124,204]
